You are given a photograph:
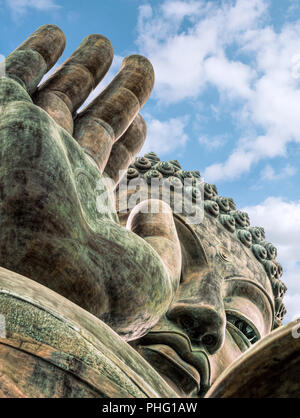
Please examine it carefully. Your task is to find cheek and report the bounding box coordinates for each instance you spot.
[208,328,245,385]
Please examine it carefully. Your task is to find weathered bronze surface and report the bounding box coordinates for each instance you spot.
[119,154,287,396]
[206,320,300,398]
[0,24,297,398]
[0,267,177,398]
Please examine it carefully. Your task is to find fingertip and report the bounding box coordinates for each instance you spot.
[122,54,155,79]
[84,33,113,49]
[120,54,155,106]
[80,33,114,59]
[19,24,66,70]
[69,33,114,86]
[37,24,65,37]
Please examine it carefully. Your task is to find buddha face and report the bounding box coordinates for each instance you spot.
[118,153,286,397]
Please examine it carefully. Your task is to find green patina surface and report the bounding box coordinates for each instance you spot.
[0,293,147,397]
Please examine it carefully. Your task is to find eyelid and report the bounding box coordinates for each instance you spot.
[223,278,274,335]
[226,321,251,352]
[226,311,260,346]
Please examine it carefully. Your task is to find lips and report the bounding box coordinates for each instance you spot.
[137,331,210,397]
[141,343,201,395]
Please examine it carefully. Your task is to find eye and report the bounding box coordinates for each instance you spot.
[226,314,259,344]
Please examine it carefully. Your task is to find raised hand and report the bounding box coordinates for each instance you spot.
[0,24,181,340]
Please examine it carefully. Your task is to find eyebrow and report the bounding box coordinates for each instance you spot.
[223,276,275,328]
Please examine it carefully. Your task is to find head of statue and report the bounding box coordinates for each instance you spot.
[116,152,287,397]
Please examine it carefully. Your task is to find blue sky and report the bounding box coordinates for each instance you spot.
[1,0,300,322]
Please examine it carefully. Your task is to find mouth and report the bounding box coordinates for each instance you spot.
[136,331,210,397]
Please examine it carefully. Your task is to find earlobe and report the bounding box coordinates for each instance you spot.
[127,199,182,295]
[173,214,209,283]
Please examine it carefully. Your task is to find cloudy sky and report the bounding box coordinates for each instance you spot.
[0,0,300,322]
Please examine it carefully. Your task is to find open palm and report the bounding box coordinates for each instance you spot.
[0,24,181,340]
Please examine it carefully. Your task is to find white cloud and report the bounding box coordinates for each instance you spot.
[203,54,255,100]
[137,0,264,104]
[260,164,296,181]
[198,134,227,150]
[141,114,189,155]
[203,147,255,181]
[242,197,300,321]
[137,2,216,102]
[161,0,203,20]
[137,0,300,181]
[6,0,60,17]
[224,0,267,32]
[285,292,300,321]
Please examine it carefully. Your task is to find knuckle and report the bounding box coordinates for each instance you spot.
[0,76,32,106]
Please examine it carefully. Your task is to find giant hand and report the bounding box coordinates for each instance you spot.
[0,24,182,340]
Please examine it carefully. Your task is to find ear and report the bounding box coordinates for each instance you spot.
[173,214,209,282]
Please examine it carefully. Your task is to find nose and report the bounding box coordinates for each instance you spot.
[166,271,226,354]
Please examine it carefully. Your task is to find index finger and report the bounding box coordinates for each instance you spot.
[5,24,66,94]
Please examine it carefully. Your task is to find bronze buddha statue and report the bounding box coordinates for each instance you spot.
[0,24,297,399]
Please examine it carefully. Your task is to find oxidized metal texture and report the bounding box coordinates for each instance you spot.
[119,152,286,396]
[0,24,293,399]
[0,267,177,398]
[206,320,300,398]
[122,152,286,329]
